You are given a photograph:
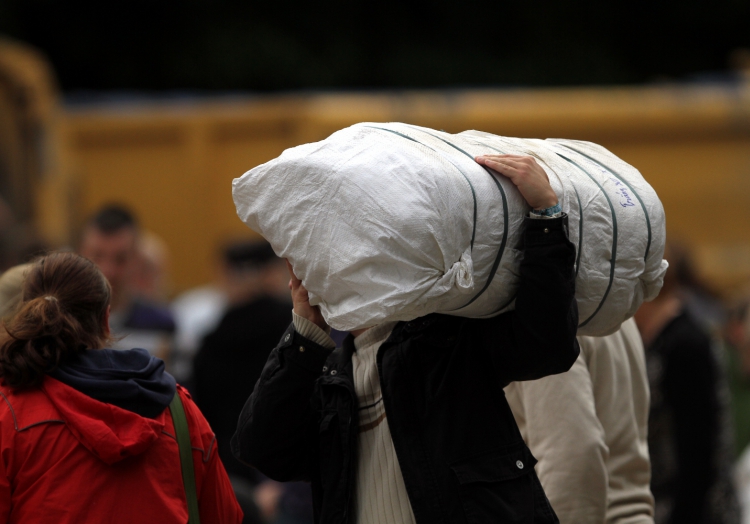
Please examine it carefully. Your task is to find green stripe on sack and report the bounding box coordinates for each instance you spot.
[463,137,587,314]
[572,184,584,279]
[404,127,512,312]
[559,143,652,262]
[460,140,518,314]
[365,126,478,250]
[469,134,587,280]
[554,151,617,329]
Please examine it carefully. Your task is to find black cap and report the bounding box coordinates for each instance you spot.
[223,240,277,271]
[87,204,138,234]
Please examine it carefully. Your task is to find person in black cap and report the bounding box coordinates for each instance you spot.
[193,240,290,478]
[193,239,301,523]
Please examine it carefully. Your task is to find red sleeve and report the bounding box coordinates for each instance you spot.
[198,450,244,524]
[178,386,243,524]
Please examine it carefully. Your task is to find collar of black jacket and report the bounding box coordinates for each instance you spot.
[349,314,456,350]
[299,313,459,378]
[402,314,441,334]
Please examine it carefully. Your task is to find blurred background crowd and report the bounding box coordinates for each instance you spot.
[0,1,749,523]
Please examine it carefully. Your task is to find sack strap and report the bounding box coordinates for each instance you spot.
[170,392,201,524]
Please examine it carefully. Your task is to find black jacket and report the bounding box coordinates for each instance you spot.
[193,295,292,482]
[232,215,579,524]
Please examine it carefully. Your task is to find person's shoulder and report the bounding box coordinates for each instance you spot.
[125,299,177,333]
[0,381,59,430]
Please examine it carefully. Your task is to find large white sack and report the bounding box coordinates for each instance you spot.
[233,122,668,336]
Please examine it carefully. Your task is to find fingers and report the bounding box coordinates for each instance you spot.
[286,259,311,302]
[477,157,521,180]
[475,155,547,181]
[476,154,533,162]
[476,154,532,164]
[475,154,557,210]
[287,259,306,298]
[286,259,302,288]
[476,154,529,163]
[286,259,329,330]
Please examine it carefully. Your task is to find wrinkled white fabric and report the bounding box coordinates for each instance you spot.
[233,123,668,335]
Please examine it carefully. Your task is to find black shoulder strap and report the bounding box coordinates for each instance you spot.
[170,392,201,524]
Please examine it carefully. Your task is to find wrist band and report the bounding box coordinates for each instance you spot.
[530,202,562,217]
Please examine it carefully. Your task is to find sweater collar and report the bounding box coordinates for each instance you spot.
[353,321,399,352]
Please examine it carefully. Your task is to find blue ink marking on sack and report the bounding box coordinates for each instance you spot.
[609,176,634,208]
[559,142,652,261]
[618,187,635,208]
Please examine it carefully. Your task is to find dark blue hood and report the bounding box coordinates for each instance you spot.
[50,348,176,418]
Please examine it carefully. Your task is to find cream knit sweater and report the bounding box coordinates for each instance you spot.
[292,313,416,524]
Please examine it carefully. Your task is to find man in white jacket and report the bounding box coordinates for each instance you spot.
[505,318,655,524]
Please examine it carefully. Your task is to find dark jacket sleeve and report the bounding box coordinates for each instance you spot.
[474,214,579,382]
[231,324,332,482]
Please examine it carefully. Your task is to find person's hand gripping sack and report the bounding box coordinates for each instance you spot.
[475,154,558,210]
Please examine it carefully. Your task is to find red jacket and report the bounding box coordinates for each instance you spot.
[0,378,242,523]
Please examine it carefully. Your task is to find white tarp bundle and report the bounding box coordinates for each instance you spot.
[233,123,668,336]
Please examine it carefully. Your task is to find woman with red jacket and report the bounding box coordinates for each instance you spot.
[0,252,243,523]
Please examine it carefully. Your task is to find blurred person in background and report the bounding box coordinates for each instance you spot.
[0,263,30,319]
[78,204,176,362]
[170,239,270,390]
[170,280,227,388]
[725,290,750,524]
[192,240,303,524]
[0,221,48,274]
[725,293,750,457]
[505,318,655,524]
[635,244,739,524]
[0,251,242,523]
[0,197,48,275]
[132,230,172,303]
[668,241,726,336]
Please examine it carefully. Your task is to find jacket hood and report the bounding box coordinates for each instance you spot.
[42,377,167,465]
[50,348,176,418]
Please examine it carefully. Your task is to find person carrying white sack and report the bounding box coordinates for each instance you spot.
[505,318,655,524]
[232,154,580,524]
[232,123,668,338]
